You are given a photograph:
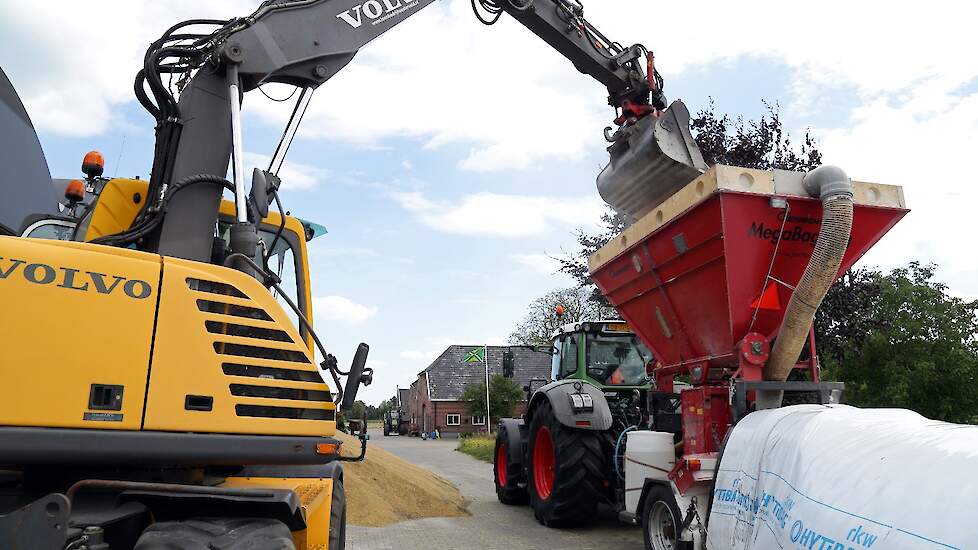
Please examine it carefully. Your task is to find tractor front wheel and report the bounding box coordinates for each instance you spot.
[493,424,528,505]
[527,401,606,527]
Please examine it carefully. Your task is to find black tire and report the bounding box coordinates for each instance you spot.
[383,424,390,436]
[527,401,606,527]
[493,423,528,505]
[641,485,686,550]
[328,477,347,550]
[134,518,295,550]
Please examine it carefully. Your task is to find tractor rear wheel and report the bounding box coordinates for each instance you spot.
[493,423,528,505]
[134,517,295,550]
[527,401,606,527]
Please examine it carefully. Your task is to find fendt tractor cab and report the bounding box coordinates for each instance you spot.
[550,320,653,399]
[493,319,663,526]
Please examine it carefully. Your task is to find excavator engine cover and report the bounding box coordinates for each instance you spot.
[597,100,708,220]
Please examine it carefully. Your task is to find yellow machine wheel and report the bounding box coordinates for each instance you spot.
[328,478,347,550]
[133,517,295,549]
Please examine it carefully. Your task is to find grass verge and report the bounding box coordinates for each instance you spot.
[457,434,495,463]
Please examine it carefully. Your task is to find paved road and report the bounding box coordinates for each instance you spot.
[348,429,643,550]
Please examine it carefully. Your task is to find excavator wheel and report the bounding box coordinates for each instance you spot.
[133,517,295,550]
[527,401,606,527]
[493,423,528,505]
[328,477,347,550]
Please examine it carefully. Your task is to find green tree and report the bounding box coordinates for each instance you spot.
[509,286,614,346]
[460,374,525,426]
[350,400,367,421]
[557,100,823,307]
[821,263,978,423]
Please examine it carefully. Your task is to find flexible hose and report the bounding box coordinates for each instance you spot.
[756,166,854,409]
[613,425,639,479]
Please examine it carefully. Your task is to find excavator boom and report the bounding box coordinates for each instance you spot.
[129,0,703,262]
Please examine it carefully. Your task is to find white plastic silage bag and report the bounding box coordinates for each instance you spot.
[707,404,978,550]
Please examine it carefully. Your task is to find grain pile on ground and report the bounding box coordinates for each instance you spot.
[336,432,470,527]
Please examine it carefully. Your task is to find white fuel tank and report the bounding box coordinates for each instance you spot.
[624,430,675,513]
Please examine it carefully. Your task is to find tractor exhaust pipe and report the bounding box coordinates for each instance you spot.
[756,165,854,410]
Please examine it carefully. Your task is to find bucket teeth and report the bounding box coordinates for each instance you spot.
[597,100,707,221]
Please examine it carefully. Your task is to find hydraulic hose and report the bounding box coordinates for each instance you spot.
[756,165,854,409]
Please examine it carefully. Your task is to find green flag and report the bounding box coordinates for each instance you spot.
[464,347,485,363]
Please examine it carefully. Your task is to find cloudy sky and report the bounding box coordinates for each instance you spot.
[2,0,975,404]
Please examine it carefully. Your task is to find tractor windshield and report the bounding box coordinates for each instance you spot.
[585,334,651,386]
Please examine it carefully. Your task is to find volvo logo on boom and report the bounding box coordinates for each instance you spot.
[0,257,153,300]
[336,0,419,29]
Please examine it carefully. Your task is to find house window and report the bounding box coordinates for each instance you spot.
[446,414,461,426]
[471,415,486,426]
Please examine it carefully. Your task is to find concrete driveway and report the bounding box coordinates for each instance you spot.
[348,429,643,550]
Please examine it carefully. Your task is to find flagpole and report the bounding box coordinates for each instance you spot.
[485,345,490,434]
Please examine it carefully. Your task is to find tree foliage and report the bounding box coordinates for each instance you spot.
[691,99,822,171]
[820,263,978,423]
[557,100,822,303]
[508,286,614,346]
[460,374,525,424]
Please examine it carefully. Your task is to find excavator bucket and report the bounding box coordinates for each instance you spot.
[0,66,58,234]
[597,100,708,220]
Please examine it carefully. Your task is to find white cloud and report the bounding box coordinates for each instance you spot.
[312,295,378,324]
[243,152,329,191]
[7,1,976,163]
[485,335,506,346]
[315,247,381,259]
[0,1,252,136]
[399,350,440,362]
[389,190,604,238]
[512,253,564,275]
[814,86,978,297]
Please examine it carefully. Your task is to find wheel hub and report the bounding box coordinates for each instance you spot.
[532,426,555,500]
[496,442,508,486]
[647,500,678,550]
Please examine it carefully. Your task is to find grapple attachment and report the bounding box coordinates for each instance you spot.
[597,100,708,220]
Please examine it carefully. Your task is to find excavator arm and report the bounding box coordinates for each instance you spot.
[126,0,697,263]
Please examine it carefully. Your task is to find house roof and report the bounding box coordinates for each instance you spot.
[397,388,410,408]
[422,345,552,400]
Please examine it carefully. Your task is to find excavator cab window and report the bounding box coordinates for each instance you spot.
[21,218,75,240]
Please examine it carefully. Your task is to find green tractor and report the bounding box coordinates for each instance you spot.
[494,320,658,526]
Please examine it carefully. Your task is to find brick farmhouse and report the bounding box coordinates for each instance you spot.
[406,345,551,437]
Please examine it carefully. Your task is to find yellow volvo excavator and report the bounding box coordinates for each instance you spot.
[0,0,706,548]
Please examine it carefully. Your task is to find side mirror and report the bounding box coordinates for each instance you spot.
[248,168,281,223]
[341,343,370,413]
